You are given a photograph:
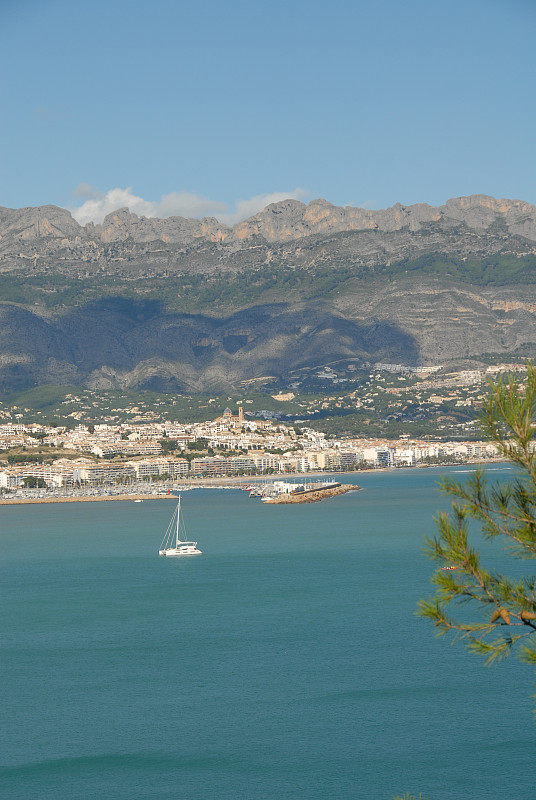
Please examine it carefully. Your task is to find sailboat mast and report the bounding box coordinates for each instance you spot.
[176,495,181,547]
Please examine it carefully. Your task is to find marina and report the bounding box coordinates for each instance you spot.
[0,476,361,504]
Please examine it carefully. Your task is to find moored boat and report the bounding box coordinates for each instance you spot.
[158,496,202,557]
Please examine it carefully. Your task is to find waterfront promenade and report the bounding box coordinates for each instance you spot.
[0,459,506,505]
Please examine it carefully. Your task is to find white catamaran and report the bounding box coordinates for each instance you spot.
[158,496,202,557]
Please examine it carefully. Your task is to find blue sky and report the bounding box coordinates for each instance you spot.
[1,0,535,223]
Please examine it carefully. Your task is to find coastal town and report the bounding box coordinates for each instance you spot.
[0,362,516,500]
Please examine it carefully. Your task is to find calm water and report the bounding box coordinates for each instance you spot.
[1,467,535,799]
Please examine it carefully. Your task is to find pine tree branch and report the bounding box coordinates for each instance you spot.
[419,362,536,687]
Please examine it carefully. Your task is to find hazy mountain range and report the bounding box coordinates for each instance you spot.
[1,195,535,395]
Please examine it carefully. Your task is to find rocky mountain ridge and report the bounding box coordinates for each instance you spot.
[1,195,536,276]
[0,195,535,395]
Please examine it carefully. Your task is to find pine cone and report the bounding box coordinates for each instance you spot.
[499,608,511,624]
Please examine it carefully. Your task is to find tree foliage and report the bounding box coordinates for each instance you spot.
[22,476,47,488]
[418,365,536,684]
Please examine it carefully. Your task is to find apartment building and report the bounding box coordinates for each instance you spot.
[72,463,137,485]
[0,460,78,488]
[129,458,189,479]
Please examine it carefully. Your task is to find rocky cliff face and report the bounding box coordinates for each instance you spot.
[1,195,536,273]
[1,280,535,395]
[0,195,535,394]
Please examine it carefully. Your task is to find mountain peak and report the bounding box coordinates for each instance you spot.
[1,195,535,252]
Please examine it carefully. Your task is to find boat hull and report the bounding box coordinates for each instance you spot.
[159,546,202,557]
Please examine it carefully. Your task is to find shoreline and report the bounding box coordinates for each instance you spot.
[0,493,176,506]
[0,460,509,506]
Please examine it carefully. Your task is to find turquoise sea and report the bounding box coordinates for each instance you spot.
[1,467,535,799]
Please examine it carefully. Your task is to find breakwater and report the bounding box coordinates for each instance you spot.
[262,483,360,504]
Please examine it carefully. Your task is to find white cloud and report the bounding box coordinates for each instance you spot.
[71,186,225,226]
[70,185,309,226]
